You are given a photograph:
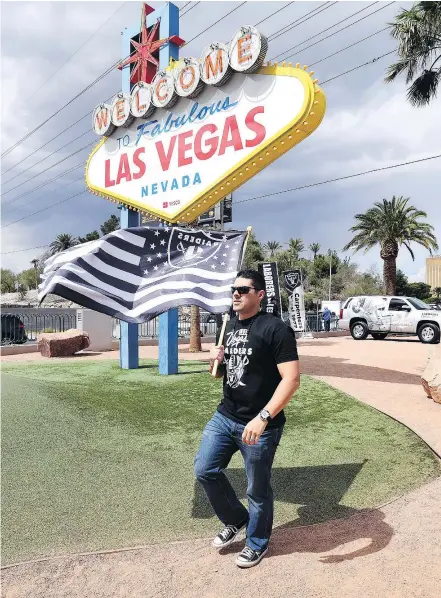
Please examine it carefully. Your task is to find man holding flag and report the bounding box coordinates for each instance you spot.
[195,269,300,568]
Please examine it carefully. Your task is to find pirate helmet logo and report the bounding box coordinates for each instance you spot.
[167,228,223,269]
[284,271,301,292]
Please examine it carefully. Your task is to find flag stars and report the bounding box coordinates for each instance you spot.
[144,269,149,275]
[222,253,227,257]
[160,239,166,246]
[221,262,226,266]
[156,253,162,258]
[154,265,158,271]
[213,256,218,260]
[225,245,230,248]
[211,264,217,269]
[150,243,156,249]
[154,231,160,237]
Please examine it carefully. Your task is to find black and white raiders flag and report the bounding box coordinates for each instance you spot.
[38,226,247,323]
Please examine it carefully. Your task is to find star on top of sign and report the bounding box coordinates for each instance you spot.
[117,3,184,84]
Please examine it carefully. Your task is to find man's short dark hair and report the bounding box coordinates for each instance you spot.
[236,269,266,291]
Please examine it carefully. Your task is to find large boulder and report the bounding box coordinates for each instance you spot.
[421,350,441,404]
[37,329,90,358]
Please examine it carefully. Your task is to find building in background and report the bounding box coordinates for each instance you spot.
[426,256,441,289]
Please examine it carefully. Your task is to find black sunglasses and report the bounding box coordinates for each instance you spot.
[231,286,260,295]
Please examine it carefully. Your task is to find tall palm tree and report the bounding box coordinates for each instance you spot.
[263,240,282,258]
[433,286,441,301]
[309,242,320,259]
[385,2,441,106]
[343,196,438,295]
[287,238,304,261]
[49,233,79,255]
[189,305,202,352]
[30,258,39,290]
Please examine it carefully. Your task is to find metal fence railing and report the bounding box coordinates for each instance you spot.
[112,315,218,339]
[305,314,340,332]
[1,312,77,345]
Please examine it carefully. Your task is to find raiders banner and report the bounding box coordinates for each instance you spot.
[283,269,305,332]
[258,262,282,318]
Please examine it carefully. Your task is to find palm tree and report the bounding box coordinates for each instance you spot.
[385,2,441,106]
[287,238,304,261]
[30,259,40,290]
[189,305,202,352]
[343,196,438,295]
[49,233,79,255]
[263,241,282,258]
[433,286,441,301]
[309,242,321,259]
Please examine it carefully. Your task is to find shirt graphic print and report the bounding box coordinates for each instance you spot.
[225,328,253,388]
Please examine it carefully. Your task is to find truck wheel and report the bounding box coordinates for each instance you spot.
[417,323,440,344]
[371,333,388,340]
[351,321,369,340]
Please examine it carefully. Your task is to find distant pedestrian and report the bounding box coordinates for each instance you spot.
[323,306,331,332]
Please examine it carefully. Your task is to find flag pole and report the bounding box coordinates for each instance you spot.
[212,226,252,377]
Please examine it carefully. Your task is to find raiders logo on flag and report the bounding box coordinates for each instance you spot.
[167,228,223,269]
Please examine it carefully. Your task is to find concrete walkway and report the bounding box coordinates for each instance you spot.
[2,336,441,597]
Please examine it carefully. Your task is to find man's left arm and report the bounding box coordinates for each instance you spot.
[241,360,300,444]
[264,360,300,417]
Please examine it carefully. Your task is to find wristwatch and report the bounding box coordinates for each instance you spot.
[259,409,272,423]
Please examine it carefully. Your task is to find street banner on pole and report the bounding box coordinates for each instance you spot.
[258,262,282,318]
[283,270,305,332]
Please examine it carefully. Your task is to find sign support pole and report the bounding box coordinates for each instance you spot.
[119,2,180,371]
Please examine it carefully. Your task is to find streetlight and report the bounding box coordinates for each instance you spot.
[327,249,337,301]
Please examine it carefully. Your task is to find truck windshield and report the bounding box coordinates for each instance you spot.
[407,297,431,310]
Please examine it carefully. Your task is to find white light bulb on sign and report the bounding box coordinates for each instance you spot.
[229,26,268,74]
[130,82,155,119]
[92,104,116,137]
[111,93,134,128]
[200,42,233,87]
[174,57,205,99]
[151,71,178,109]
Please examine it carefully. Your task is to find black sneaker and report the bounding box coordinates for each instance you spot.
[212,520,248,549]
[235,545,268,568]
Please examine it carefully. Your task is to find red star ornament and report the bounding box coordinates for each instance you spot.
[118,3,184,85]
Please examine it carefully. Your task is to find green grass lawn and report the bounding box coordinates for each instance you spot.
[2,359,440,565]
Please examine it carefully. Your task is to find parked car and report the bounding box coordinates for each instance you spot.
[339,296,440,344]
[1,314,27,345]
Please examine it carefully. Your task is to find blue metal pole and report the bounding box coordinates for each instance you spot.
[157,2,179,375]
[119,3,180,373]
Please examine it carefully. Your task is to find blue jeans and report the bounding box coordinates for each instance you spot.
[194,411,284,552]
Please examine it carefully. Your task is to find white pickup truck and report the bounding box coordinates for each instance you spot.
[340,296,440,344]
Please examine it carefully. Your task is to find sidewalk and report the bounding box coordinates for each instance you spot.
[2,337,440,597]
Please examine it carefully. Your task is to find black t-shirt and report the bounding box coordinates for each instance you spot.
[217,312,299,428]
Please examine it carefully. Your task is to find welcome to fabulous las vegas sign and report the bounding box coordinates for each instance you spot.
[86,24,326,224]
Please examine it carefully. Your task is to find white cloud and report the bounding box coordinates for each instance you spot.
[408,267,426,284]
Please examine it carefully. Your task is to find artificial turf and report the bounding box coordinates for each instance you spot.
[2,359,440,564]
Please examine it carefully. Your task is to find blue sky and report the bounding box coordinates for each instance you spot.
[1,1,440,283]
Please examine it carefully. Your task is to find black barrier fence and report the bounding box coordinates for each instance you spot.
[112,314,219,339]
[1,312,77,345]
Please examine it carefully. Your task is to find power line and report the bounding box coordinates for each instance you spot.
[1,142,94,197]
[268,2,338,43]
[15,2,127,112]
[2,244,50,255]
[321,49,396,84]
[1,190,89,229]
[179,2,192,12]
[183,2,247,47]
[234,155,441,206]
[1,61,119,159]
[180,1,200,17]
[309,27,389,67]
[253,2,295,27]
[272,1,394,62]
[2,176,84,215]
[3,130,93,186]
[1,162,84,208]
[1,94,113,177]
[4,154,440,232]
